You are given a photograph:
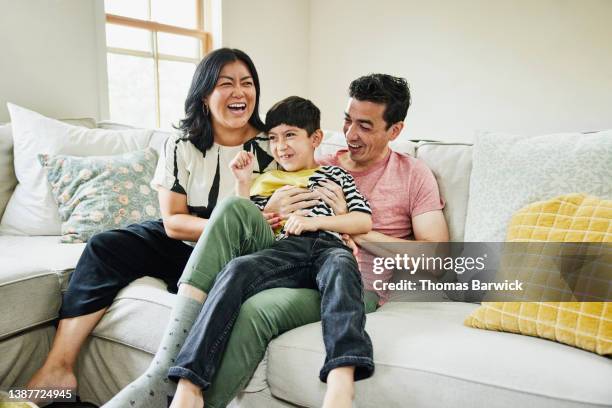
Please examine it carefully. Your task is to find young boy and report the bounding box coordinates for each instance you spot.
[169,96,375,408]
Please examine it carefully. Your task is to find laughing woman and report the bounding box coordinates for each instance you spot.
[26,48,276,406]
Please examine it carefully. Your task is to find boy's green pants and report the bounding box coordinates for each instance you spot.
[178,197,378,408]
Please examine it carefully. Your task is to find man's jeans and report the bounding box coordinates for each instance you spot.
[168,230,375,389]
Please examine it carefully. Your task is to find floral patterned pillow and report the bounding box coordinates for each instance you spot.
[39,148,160,243]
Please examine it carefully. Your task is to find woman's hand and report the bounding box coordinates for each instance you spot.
[264,185,321,219]
[262,212,282,229]
[284,214,319,236]
[341,234,359,257]
[314,180,348,215]
[229,151,255,184]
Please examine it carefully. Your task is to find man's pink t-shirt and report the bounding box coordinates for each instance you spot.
[319,149,445,303]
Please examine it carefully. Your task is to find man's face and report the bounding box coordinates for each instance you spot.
[342,98,398,168]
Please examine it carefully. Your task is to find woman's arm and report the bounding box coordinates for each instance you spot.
[283,211,372,236]
[158,187,207,242]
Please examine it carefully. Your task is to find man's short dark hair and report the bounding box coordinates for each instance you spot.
[265,96,321,135]
[348,74,411,129]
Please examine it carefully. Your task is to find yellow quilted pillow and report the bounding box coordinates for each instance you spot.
[464,194,612,355]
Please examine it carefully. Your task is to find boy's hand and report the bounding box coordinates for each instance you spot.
[284,214,319,236]
[229,151,255,184]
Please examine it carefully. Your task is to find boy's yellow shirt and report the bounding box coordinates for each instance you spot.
[249,168,320,197]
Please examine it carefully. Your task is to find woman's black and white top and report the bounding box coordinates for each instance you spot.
[151,132,276,222]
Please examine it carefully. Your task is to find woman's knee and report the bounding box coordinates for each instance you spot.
[214,196,257,218]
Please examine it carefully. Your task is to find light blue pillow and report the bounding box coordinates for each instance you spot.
[39,148,160,243]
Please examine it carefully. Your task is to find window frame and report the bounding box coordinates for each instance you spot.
[105,0,210,128]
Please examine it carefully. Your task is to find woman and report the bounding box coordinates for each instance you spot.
[26,48,277,407]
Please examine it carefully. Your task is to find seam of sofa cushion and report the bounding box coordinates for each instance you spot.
[90,333,156,355]
[0,269,73,286]
[268,343,611,406]
[416,141,474,147]
[0,317,57,341]
[112,295,174,308]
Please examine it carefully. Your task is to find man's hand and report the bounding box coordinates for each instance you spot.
[315,180,348,215]
[265,185,321,219]
[283,214,319,236]
[229,151,255,184]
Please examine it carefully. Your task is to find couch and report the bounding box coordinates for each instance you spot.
[0,118,610,408]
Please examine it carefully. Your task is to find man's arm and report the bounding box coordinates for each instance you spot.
[353,210,449,257]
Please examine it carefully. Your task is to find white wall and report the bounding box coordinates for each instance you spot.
[0,0,108,123]
[308,0,612,141]
[220,0,310,116]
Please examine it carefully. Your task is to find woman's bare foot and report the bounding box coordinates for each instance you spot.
[26,362,77,402]
[169,379,204,408]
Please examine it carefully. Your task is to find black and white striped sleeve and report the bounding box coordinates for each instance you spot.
[337,167,371,214]
[250,195,270,211]
[151,135,189,195]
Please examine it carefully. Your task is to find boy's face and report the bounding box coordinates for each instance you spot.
[268,124,322,171]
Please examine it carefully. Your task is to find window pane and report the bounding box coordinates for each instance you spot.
[106,24,152,52]
[159,61,196,130]
[107,53,156,128]
[104,0,148,20]
[158,33,200,59]
[151,0,197,28]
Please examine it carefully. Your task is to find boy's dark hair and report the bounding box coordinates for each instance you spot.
[348,74,411,129]
[265,96,320,135]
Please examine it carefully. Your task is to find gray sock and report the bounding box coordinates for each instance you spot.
[103,295,203,408]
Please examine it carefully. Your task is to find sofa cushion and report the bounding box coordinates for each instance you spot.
[266,302,612,408]
[0,104,154,236]
[0,236,84,339]
[0,118,97,222]
[415,142,472,241]
[464,130,612,242]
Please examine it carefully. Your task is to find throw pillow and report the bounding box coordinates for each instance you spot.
[39,148,160,243]
[0,118,97,221]
[463,130,612,242]
[0,103,154,235]
[465,194,611,355]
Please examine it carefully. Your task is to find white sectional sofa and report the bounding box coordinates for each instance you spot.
[0,119,611,408]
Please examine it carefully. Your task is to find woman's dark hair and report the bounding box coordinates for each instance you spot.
[176,48,265,153]
[348,74,411,129]
[265,96,321,135]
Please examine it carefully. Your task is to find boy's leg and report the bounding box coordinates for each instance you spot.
[204,277,378,407]
[104,197,274,407]
[168,236,316,393]
[313,243,374,383]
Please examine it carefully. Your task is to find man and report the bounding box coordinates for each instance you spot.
[268,74,449,303]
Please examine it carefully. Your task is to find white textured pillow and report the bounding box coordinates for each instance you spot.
[0,124,16,220]
[464,130,612,242]
[0,103,154,236]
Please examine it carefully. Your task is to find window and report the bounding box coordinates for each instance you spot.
[104,0,210,129]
